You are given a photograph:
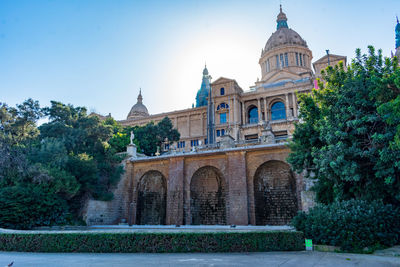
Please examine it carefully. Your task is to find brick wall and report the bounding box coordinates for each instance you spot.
[83,144,314,226]
[190,166,226,225]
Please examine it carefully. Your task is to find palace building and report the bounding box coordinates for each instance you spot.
[118,5,346,151]
[84,6,353,226]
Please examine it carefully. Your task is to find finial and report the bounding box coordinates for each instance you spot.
[137,88,143,103]
[280,4,282,13]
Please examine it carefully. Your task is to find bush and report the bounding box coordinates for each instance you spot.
[291,200,400,252]
[0,185,68,230]
[0,231,304,253]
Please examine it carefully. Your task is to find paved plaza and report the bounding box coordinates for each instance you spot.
[0,251,399,267]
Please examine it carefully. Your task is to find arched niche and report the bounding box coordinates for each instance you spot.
[190,166,226,225]
[253,160,297,225]
[136,170,167,225]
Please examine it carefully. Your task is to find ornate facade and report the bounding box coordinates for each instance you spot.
[84,6,351,226]
[119,6,346,151]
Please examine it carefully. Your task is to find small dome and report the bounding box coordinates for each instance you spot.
[264,28,308,53]
[127,90,149,120]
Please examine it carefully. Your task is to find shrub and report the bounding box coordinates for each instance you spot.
[292,200,400,252]
[0,231,304,253]
[0,185,68,230]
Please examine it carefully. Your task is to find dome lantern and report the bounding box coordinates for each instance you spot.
[276,5,288,30]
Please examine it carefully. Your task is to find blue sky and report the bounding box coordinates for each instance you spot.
[1,0,399,120]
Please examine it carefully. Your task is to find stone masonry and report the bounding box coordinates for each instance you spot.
[84,143,313,226]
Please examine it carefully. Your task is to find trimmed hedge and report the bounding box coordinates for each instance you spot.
[292,200,400,252]
[0,231,304,253]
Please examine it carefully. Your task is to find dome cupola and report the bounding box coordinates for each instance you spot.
[127,89,149,120]
[258,5,313,84]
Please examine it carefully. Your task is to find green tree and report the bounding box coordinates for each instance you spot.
[288,46,400,205]
[134,117,180,156]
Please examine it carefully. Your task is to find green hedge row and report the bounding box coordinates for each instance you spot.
[0,231,304,253]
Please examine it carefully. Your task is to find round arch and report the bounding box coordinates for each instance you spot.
[270,100,286,121]
[253,160,297,225]
[247,105,259,124]
[136,170,167,225]
[190,166,226,225]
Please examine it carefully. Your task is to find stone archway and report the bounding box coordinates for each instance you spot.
[190,166,226,225]
[253,160,297,225]
[136,170,167,225]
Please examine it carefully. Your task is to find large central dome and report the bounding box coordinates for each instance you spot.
[263,5,307,54]
[264,28,307,53]
[258,5,313,84]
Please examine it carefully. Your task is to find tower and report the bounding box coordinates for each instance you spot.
[395,16,400,58]
[203,66,215,145]
[196,65,211,107]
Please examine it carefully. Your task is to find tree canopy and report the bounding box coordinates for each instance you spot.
[0,100,123,229]
[0,99,181,229]
[288,46,400,205]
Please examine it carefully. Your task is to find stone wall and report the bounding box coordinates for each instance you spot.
[83,144,315,226]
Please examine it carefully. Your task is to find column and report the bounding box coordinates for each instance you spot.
[292,92,297,118]
[200,113,204,135]
[233,95,237,123]
[257,98,261,123]
[187,115,190,137]
[242,102,246,124]
[285,93,290,119]
[263,97,268,121]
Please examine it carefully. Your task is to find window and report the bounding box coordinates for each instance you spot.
[299,53,303,66]
[280,54,284,68]
[276,55,279,68]
[248,106,258,124]
[216,129,225,137]
[220,113,227,124]
[266,59,270,72]
[271,101,286,120]
[164,144,169,150]
[177,141,185,148]
[220,87,225,95]
[217,103,229,110]
[204,138,208,145]
[284,53,288,67]
[190,139,199,147]
[295,53,299,66]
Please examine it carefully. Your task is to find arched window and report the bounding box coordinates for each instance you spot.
[217,103,229,110]
[220,87,225,95]
[271,101,286,120]
[248,106,258,124]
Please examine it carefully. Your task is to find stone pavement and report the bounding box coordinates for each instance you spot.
[0,251,399,267]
